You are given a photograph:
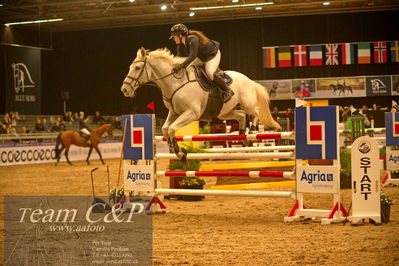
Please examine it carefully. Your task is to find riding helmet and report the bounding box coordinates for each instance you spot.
[169,24,188,39]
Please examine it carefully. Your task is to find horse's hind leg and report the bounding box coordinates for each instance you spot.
[65,148,72,166]
[219,109,246,133]
[55,147,65,166]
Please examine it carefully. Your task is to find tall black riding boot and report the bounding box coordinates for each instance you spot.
[213,73,234,103]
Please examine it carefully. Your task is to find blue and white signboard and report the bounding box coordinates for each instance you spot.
[385,112,399,146]
[296,106,338,160]
[122,114,154,160]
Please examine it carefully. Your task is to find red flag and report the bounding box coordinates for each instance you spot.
[373,41,387,63]
[293,45,307,67]
[146,101,155,113]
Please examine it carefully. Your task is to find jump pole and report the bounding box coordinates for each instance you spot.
[155,188,293,198]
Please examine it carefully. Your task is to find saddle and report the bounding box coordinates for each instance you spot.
[193,66,233,92]
[193,66,233,121]
[78,131,90,139]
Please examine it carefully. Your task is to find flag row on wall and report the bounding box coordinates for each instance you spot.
[262,41,399,68]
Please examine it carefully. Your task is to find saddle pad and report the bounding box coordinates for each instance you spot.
[194,66,233,92]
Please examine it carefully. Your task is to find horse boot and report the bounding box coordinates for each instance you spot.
[213,73,234,103]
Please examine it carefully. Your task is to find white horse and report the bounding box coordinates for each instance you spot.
[121,47,280,160]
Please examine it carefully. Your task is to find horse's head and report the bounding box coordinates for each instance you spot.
[121,47,151,97]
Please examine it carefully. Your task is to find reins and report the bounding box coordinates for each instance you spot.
[123,55,197,112]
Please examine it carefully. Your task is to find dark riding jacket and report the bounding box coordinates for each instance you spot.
[177,34,220,68]
[78,118,90,131]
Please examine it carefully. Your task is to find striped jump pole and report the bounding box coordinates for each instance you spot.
[155,188,293,198]
[203,145,295,153]
[155,132,294,142]
[155,152,294,160]
[157,170,294,178]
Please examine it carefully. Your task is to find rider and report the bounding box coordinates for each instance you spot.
[169,23,234,103]
[77,112,91,145]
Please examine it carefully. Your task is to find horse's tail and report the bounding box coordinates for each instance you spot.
[254,82,281,130]
[55,133,63,159]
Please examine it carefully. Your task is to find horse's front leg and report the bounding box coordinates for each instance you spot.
[162,111,179,140]
[86,146,93,165]
[167,111,197,162]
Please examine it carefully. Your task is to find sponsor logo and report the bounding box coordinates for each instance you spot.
[357,140,371,154]
[0,148,56,163]
[370,79,387,93]
[126,170,151,182]
[12,62,35,94]
[300,170,334,184]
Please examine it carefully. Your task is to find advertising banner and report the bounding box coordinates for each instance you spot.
[258,80,292,100]
[392,75,399,96]
[124,164,155,192]
[296,165,339,193]
[316,77,365,98]
[3,46,41,114]
[291,79,316,99]
[386,149,399,170]
[0,141,122,166]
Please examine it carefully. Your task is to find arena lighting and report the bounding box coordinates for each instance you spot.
[161,4,167,10]
[190,2,274,11]
[128,0,135,2]
[189,12,195,17]
[323,1,331,5]
[5,18,63,26]
[231,0,239,2]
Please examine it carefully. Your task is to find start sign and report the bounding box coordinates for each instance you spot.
[351,136,380,224]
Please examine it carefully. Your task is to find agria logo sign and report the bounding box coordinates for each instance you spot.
[297,165,339,193]
[295,106,338,160]
[12,62,35,94]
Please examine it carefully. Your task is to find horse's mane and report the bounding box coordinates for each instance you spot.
[148,48,185,65]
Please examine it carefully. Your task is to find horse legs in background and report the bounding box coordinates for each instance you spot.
[55,146,65,166]
[94,146,105,165]
[86,146,93,165]
[64,148,73,166]
[219,109,252,145]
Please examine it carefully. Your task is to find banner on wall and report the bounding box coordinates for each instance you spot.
[291,79,316,99]
[0,141,121,166]
[316,77,365,98]
[258,80,292,100]
[392,75,399,96]
[3,46,41,114]
[365,76,392,96]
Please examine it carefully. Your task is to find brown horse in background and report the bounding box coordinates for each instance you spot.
[55,124,113,165]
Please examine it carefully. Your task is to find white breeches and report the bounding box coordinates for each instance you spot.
[204,50,221,80]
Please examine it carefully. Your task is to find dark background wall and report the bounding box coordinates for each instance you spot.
[3,10,399,116]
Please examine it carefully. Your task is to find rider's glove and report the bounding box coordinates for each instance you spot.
[172,64,184,73]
